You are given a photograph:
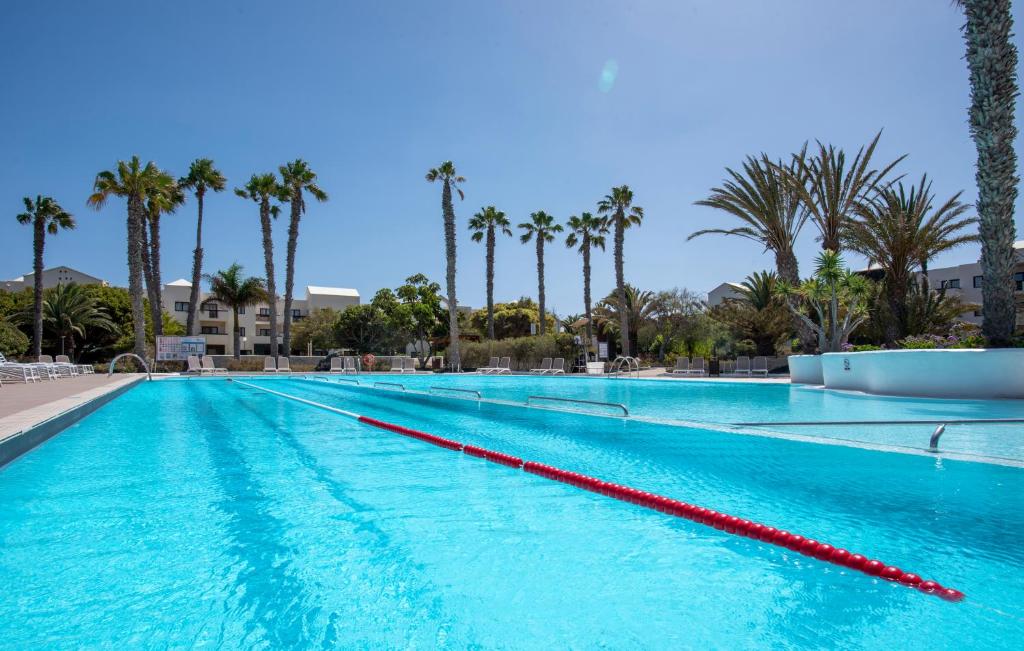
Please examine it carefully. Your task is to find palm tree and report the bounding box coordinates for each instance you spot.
[519,211,563,335]
[179,159,227,336]
[279,159,328,354]
[235,174,284,358]
[597,185,643,356]
[16,196,75,358]
[468,206,512,339]
[564,212,608,343]
[425,161,465,370]
[846,175,976,343]
[789,131,905,252]
[205,264,268,359]
[958,0,1019,345]
[593,284,658,356]
[140,170,182,337]
[88,156,163,361]
[38,283,116,361]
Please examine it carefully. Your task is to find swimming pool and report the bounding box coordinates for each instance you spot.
[1,377,1022,648]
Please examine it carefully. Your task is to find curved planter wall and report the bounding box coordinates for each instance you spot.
[788,354,824,385]
[818,349,1024,400]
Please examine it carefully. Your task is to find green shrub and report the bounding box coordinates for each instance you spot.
[0,321,30,358]
[459,334,574,371]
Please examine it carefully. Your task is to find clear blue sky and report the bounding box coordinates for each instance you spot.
[2,1,1022,316]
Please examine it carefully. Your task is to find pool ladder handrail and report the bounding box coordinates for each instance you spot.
[608,356,640,378]
[108,353,151,380]
[374,381,406,391]
[526,395,629,417]
[429,386,482,400]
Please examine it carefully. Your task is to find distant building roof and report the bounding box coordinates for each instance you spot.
[167,278,192,287]
[306,285,359,298]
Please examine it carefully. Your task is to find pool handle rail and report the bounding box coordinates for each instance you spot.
[526,395,629,417]
[429,386,482,399]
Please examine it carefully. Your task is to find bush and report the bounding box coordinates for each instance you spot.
[0,321,30,358]
[459,334,574,371]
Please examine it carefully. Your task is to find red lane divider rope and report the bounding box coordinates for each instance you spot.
[356,413,964,602]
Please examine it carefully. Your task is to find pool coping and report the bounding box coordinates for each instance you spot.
[0,374,145,469]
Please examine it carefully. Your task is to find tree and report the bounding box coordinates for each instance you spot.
[593,284,658,357]
[291,308,341,354]
[0,319,30,357]
[396,273,446,366]
[789,131,905,252]
[711,271,791,356]
[565,212,608,344]
[235,174,284,358]
[958,0,1020,345]
[334,303,391,353]
[468,298,553,339]
[425,161,465,370]
[518,211,563,335]
[140,170,182,336]
[36,283,116,361]
[468,206,512,339]
[205,263,268,359]
[88,156,164,361]
[16,195,75,358]
[597,185,643,356]
[776,250,873,352]
[846,175,976,343]
[179,159,227,336]
[279,159,328,354]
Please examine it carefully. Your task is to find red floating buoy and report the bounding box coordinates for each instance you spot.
[846,554,868,570]
[799,539,820,556]
[880,566,903,581]
[918,580,941,594]
[863,560,886,576]
[830,548,850,565]
[939,588,965,602]
[898,573,922,587]
[786,534,806,551]
[813,543,834,560]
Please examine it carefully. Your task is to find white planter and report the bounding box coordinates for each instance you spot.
[820,349,1024,399]
[788,354,824,385]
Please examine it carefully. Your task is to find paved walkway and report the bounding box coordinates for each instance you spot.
[0,374,142,443]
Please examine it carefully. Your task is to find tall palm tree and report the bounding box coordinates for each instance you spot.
[593,284,658,356]
[468,205,512,339]
[691,153,817,351]
[519,211,563,335]
[88,156,163,361]
[846,175,976,342]
[179,159,227,336]
[425,161,465,370]
[958,0,1019,345]
[38,283,116,361]
[789,131,905,252]
[564,212,608,343]
[279,159,328,354]
[235,174,284,358]
[140,170,181,337]
[597,185,643,356]
[16,196,75,358]
[205,263,268,359]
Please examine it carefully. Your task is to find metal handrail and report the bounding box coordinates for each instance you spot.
[608,356,640,378]
[526,395,628,416]
[333,377,360,384]
[108,353,151,380]
[429,386,481,400]
[928,424,947,453]
[374,381,406,391]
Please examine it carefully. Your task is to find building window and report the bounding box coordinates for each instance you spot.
[292,309,301,318]
[258,328,271,337]
[239,327,246,337]
[174,301,188,312]
[238,305,245,315]
[207,309,219,318]
[258,308,270,317]
[200,326,220,335]
[940,279,960,290]
[1016,272,1024,291]
[973,275,983,288]
[974,310,983,317]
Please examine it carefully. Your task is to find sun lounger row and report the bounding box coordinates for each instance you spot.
[0,353,96,385]
[529,358,565,375]
[669,355,769,377]
[185,355,229,375]
[479,357,511,374]
[389,357,417,373]
[329,356,359,373]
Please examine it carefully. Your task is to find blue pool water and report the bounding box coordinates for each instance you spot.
[1,377,1022,648]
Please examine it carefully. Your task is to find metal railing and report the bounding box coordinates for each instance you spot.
[333,377,360,385]
[429,386,481,400]
[108,353,151,380]
[374,381,406,391]
[608,356,640,378]
[526,395,629,416]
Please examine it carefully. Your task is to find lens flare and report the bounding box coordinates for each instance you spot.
[599,59,619,93]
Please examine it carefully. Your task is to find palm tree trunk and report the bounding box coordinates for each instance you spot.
[233,306,241,360]
[186,189,205,336]
[283,198,301,355]
[775,249,817,353]
[920,258,931,295]
[127,196,148,361]
[259,198,280,359]
[442,181,460,370]
[486,225,495,340]
[139,213,162,336]
[32,217,45,358]
[150,212,164,336]
[583,234,593,344]
[963,0,1019,345]
[614,213,630,356]
[536,236,546,335]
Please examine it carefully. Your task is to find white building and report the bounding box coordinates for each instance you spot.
[2,266,107,292]
[707,282,745,307]
[162,280,360,355]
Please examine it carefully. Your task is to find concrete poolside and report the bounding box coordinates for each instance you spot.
[0,374,143,444]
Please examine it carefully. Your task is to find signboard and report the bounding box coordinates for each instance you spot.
[156,336,207,361]
[598,342,609,360]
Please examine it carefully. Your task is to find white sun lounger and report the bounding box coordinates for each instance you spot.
[263,356,278,373]
[478,357,500,374]
[492,357,512,375]
[343,356,358,374]
[689,357,706,376]
[390,357,405,373]
[186,355,203,374]
[31,355,63,380]
[752,356,769,377]
[547,358,565,375]
[670,357,689,375]
[734,356,751,376]
[56,354,92,374]
[277,357,292,373]
[201,355,227,375]
[402,357,417,373]
[329,356,344,373]
[0,353,41,383]
[530,358,552,374]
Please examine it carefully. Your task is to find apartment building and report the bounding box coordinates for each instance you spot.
[162,279,360,355]
[2,266,107,292]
